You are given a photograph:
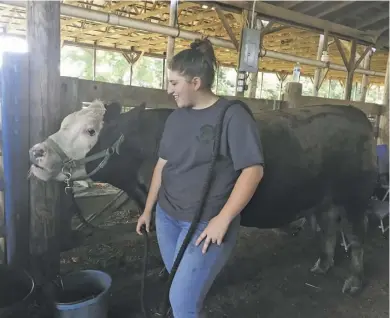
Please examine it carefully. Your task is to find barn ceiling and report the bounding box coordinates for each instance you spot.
[0,0,388,84]
[262,0,389,46]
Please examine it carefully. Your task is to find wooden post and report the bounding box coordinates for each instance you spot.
[0,53,30,269]
[276,73,288,100]
[335,39,373,101]
[379,53,389,146]
[27,1,62,284]
[344,39,356,100]
[215,64,220,94]
[164,0,177,90]
[162,56,166,89]
[248,71,258,98]
[312,30,328,96]
[282,81,302,108]
[259,72,264,98]
[123,52,143,87]
[360,48,372,102]
[93,41,97,81]
[235,9,247,98]
[334,37,356,100]
[248,10,259,98]
[130,63,133,86]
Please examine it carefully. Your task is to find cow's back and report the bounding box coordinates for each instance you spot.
[240,105,377,228]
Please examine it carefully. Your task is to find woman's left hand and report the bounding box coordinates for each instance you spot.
[195,214,232,254]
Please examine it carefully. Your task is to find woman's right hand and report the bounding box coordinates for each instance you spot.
[136,212,152,235]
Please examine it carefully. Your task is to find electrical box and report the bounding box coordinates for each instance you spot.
[238,27,261,73]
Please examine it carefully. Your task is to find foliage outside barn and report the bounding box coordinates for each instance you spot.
[60,46,386,106]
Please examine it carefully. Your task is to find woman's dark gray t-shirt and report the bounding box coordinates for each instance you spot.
[157,97,264,222]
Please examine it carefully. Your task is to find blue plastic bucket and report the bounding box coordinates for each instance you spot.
[54,270,112,318]
[376,144,389,174]
[0,264,35,318]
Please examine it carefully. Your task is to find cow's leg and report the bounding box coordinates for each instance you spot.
[341,208,367,295]
[311,205,341,274]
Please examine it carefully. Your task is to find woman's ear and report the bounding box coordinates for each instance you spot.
[192,77,202,91]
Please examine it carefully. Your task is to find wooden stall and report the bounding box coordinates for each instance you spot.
[61,76,384,117]
[0,0,387,288]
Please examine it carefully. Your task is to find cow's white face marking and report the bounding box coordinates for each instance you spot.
[29,99,106,181]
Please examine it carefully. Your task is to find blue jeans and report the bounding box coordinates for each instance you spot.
[155,203,241,318]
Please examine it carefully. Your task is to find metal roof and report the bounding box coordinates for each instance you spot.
[225,1,389,49]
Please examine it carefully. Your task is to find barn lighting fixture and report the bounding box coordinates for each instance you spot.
[321,51,330,63]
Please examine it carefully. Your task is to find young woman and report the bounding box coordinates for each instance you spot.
[136,38,265,317]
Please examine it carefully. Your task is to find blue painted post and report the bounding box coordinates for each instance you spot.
[0,52,30,269]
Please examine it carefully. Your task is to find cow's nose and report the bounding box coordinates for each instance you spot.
[29,145,46,162]
[34,148,45,158]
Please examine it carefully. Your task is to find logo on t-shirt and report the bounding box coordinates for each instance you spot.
[197,124,215,144]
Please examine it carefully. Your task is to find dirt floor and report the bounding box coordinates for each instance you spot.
[56,206,389,318]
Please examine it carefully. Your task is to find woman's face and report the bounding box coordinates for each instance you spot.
[167,70,201,108]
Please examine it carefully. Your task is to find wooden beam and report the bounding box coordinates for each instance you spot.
[334,36,348,67]
[123,51,144,65]
[64,40,163,60]
[353,46,372,72]
[214,4,239,50]
[235,8,246,98]
[27,1,62,285]
[164,0,177,90]
[92,41,97,80]
[378,53,389,145]
[344,39,357,100]
[312,32,326,96]
[360,49,373,102]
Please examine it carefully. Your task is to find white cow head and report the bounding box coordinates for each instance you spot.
[28,99,111,182]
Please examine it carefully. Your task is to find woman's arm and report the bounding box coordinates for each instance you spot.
[219,103,265,221]
[219,164,263,222]
[143,157,167,216]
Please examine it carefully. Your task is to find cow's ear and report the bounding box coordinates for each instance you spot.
[130,102,146,118]
[103,101,122,122]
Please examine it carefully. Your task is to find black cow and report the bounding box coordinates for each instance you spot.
[28,99,378,295]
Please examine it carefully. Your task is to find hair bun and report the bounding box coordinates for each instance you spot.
[190,38,212,53]
[190,38,217,66]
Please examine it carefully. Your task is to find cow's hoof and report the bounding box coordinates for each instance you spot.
[342,275,363,295]
[310,257,333,274]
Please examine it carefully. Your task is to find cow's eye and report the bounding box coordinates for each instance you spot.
[87,129,96,136]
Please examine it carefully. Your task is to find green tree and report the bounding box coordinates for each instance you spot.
[60,46,384,104]
[61,46,94,80]
[132,56,164,89]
